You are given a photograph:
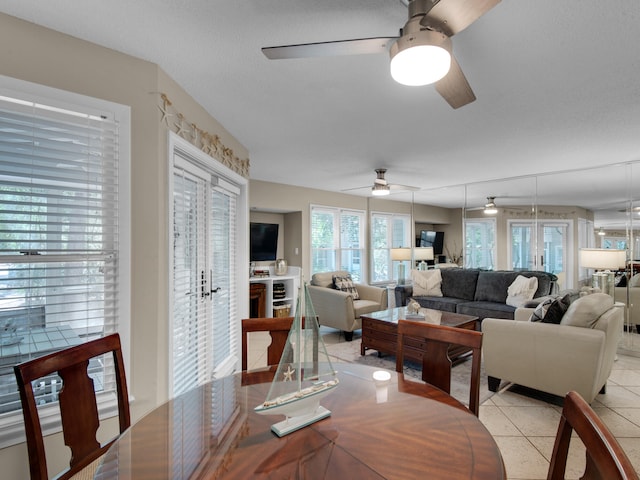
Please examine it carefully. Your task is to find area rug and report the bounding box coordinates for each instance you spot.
[323,332,494,407]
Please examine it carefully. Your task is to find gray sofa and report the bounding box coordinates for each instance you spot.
[394,268,557,320]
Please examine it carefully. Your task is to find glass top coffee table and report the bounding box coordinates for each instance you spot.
[360,306,478,364]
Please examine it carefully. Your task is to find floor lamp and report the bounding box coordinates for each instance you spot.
[414,247,434,270]
[579,248,626,298]
[390,247,411,285]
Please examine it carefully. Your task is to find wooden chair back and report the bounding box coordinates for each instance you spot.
[548,390,638,480]
[241,317,294,371]
[14,333,130,480]
[395,319,483,416]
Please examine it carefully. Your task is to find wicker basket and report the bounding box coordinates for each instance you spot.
[273,304,291,318]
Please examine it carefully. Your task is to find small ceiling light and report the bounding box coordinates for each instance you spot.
[484,196,498,215]
[597,227,606,236]
[371,183,390,196]
[389,27,451,86]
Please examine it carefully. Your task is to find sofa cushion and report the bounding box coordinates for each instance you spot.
[474,271,518,303]
[456,301,516,320]
[506,275,538,307]
[561,293,614,328]
[411,269,443,297]
[333,274,359,300]
[440,268,479,301]
[530,294,571,324]
[411,296,465,313]
[311,270,350,288]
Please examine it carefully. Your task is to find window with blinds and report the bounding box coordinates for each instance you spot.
[370,212,411,283]
[0,88,123,417]
[310,205,365,281]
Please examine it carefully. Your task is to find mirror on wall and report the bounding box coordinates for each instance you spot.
[454,161,640,352]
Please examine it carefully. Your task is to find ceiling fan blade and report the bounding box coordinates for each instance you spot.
[420,0,501,36]
[390,184,419,191]
[435,53,476,109]
[262,37,398,60]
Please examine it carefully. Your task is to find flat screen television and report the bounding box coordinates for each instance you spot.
[250,222,279,261]
[419,230,444,255]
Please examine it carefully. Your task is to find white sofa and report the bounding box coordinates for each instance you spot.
[481,293,622,403]
[308,271,387,341]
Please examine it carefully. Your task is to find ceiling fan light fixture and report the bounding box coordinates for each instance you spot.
[389,30,451,86]
[484,197,498,215]
[371,183,390,196]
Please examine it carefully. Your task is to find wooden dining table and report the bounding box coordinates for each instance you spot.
[94,363,505,479]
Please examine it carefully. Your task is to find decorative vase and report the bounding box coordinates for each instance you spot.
[274,259,288,276]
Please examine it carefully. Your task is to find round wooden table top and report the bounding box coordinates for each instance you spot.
[95,364,505,480]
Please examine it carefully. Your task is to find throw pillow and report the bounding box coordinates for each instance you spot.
[411,269,443,297]
[529,294,571,324]
[332,274,360,300]
[506,275,539,308]
[560,293,614,328]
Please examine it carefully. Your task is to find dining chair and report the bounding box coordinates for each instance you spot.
[241,316,294,371]
[14,333,130,480]
[547,390,638,480]
[395,319,483,416]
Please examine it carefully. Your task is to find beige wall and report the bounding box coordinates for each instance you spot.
[0,13,248,479]
[249,180,461,283]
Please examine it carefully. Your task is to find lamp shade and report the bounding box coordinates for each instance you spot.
[579,248,626,270]
[390,247,412,261]
[414,247,434,261]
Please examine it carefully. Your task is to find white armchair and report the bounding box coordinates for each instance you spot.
[481,294,622,403]
[308,271,387,341]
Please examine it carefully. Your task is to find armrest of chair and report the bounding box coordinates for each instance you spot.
[355,284,388,308]
[482,318,607,382]
[308,285,355,323]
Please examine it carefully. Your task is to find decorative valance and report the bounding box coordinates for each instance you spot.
[158,93,250,177]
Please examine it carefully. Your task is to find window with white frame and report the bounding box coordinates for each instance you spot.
[310,206,365,281]
[0,77,130,446]
[465,219,496,270]
[370,212,411,284]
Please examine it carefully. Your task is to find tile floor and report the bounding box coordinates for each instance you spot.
[245,329,640,479]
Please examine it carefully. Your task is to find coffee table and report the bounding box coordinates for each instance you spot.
[360,306,478,364]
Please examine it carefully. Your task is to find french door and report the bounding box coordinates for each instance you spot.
[171,146,239,397]
[509,221,573,289]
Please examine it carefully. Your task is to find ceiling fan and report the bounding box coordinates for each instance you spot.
[343,168,419,196]
[261,0,501,109]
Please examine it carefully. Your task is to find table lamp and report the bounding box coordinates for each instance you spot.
[390,247,411,285]
[414,247,434,270]
[579,248,626,297]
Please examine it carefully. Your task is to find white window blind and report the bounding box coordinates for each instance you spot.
[172,164,209,396]
[0,92,120,415]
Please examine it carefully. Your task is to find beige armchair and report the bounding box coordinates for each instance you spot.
[481,294,622,403]
[308,271,387,341]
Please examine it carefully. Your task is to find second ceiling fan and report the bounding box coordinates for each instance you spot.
[262,0,501,109]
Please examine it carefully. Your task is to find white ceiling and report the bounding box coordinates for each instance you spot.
[2,0,640,223]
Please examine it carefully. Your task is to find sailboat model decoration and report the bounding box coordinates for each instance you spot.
[254,281,339,437]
